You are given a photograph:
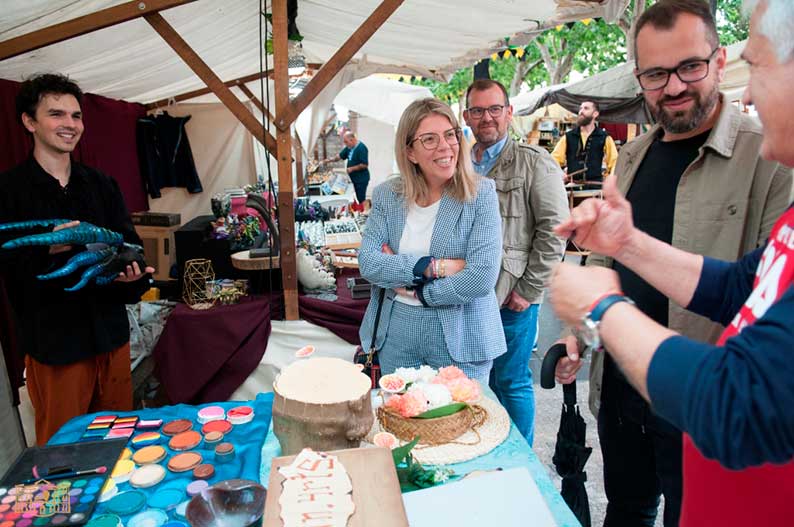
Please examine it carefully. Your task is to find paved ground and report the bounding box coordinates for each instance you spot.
[532,283,664,527]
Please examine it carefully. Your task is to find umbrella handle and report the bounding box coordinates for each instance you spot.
[540,342,568,389]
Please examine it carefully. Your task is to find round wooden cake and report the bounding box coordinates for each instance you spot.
[272,357,374,455]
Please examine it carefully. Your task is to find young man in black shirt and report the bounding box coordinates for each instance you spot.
[553,1,792,525]
[0,74,153,445]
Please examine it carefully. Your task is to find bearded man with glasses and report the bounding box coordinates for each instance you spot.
[551,0,792,525]
[463,79,569,447]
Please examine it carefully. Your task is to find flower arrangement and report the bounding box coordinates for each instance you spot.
[381,366,481,418]
[211,213,262,250]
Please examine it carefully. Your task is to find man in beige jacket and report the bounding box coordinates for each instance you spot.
[464,79,569,446]
[554,1,792,525]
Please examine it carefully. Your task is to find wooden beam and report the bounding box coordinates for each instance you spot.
[275,0,404,130]
[294,132,305,197]
[0,0,197,62]
[273,0,299,320]
[144,69,273,110]
[144,12,277,153]
[236,82,276,123]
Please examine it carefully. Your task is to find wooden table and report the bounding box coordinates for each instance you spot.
[231,250,281,270]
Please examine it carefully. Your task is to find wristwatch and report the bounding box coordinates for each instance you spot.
[581,293,635,350]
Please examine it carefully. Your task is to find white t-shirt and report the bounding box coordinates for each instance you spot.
[395,199,441,305]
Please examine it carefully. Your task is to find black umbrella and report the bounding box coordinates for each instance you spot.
[541,343,592,527]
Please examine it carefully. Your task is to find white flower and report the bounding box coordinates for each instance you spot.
[409,382,452,410]
[415,365,438,383]
[394,365,437,384]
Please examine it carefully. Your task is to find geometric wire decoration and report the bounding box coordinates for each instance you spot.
[182,258,215,310]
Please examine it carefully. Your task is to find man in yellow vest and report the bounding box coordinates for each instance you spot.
[552,100,618,182]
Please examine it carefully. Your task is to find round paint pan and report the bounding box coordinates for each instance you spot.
[168,430,202,451]
[162,419,192,436]
[167,452,203,473]
[147,488,185,510]
[85,514,122,527]
[128,509,168,527]
[192,464,215,480]
[110,459,135,483]
[132,445,167,465]
[197,406,225,424]
[186,480,209,497]
[105,490,146,516]
[200,420,232,435]
[129,464,166,489]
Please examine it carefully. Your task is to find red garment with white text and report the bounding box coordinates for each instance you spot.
[681,207,794,526]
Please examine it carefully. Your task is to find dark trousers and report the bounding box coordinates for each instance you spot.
[599,372,683,527]
[350,174,369,204]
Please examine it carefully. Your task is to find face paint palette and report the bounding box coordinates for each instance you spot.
[0,440,126,527]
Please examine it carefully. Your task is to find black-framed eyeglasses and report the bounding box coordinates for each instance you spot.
[409,127,461,150]
[465,105,506,119]
[636,48,719,91]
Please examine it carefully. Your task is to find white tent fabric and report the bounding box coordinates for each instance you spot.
[334,76,432,128]
[1,0,629,104]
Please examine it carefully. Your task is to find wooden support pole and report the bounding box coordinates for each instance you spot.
[294,132,305,197]
[273,0,299,320]
[236,82,276,123]
[144,12,277,153]
[275,0,404,130]
[0,0,197,61]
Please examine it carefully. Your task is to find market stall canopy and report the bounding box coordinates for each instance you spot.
[516,39,748,124]
[0,0,630,105]
[333,76,432,127]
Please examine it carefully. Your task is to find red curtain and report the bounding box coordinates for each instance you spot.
[601,121,629,143]
[0,78,149,212]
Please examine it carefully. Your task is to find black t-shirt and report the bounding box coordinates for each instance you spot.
[0,157,148,365]
[605,129,710,391]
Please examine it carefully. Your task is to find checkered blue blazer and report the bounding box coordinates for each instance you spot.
[358,177,507,364]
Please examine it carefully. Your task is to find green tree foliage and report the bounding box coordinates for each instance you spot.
[408,1,749,103]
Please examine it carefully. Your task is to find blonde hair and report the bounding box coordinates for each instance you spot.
[394,98,479,204]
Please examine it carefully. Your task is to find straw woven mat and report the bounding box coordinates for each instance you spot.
[365,395,510,465]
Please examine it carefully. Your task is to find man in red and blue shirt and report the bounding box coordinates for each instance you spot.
[551,0,794,524]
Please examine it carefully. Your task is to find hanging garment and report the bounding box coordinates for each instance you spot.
[137,112,202,198]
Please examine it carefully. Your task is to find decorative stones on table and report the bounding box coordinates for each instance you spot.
[272,357,374,455]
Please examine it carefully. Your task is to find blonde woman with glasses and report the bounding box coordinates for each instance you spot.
[358,98,506,384]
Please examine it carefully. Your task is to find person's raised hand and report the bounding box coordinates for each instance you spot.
[554,174,635,258]
[554,335,583,385]
[115,261,155,283]
[550,262,622,327]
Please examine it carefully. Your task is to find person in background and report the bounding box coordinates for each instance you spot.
[0,74,154,445]
[464,79,569,445]
[554,1,793,525]
[324,131,370,204]
[358,98,506,385]
[551,0,794,524]
[551,100,618,182]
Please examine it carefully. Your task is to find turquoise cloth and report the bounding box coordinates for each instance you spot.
[49,393,274,523]
[259,391,581,527]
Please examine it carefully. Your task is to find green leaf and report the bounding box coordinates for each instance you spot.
[414,402,467,419]
[391,436,420,466]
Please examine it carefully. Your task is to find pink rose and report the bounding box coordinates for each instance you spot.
[385,393,405,413]
[436,366,467,382]
[400,390,429,417]
[446,378,481,403]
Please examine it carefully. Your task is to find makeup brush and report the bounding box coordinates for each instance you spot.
[22,466,107,485]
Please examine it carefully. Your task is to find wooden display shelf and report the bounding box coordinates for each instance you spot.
[134,224,180,281]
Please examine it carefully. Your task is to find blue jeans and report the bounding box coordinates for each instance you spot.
[489,304,539,445]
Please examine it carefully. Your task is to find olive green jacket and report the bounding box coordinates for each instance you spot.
[483,138,569,305]
[587,97,794,417]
